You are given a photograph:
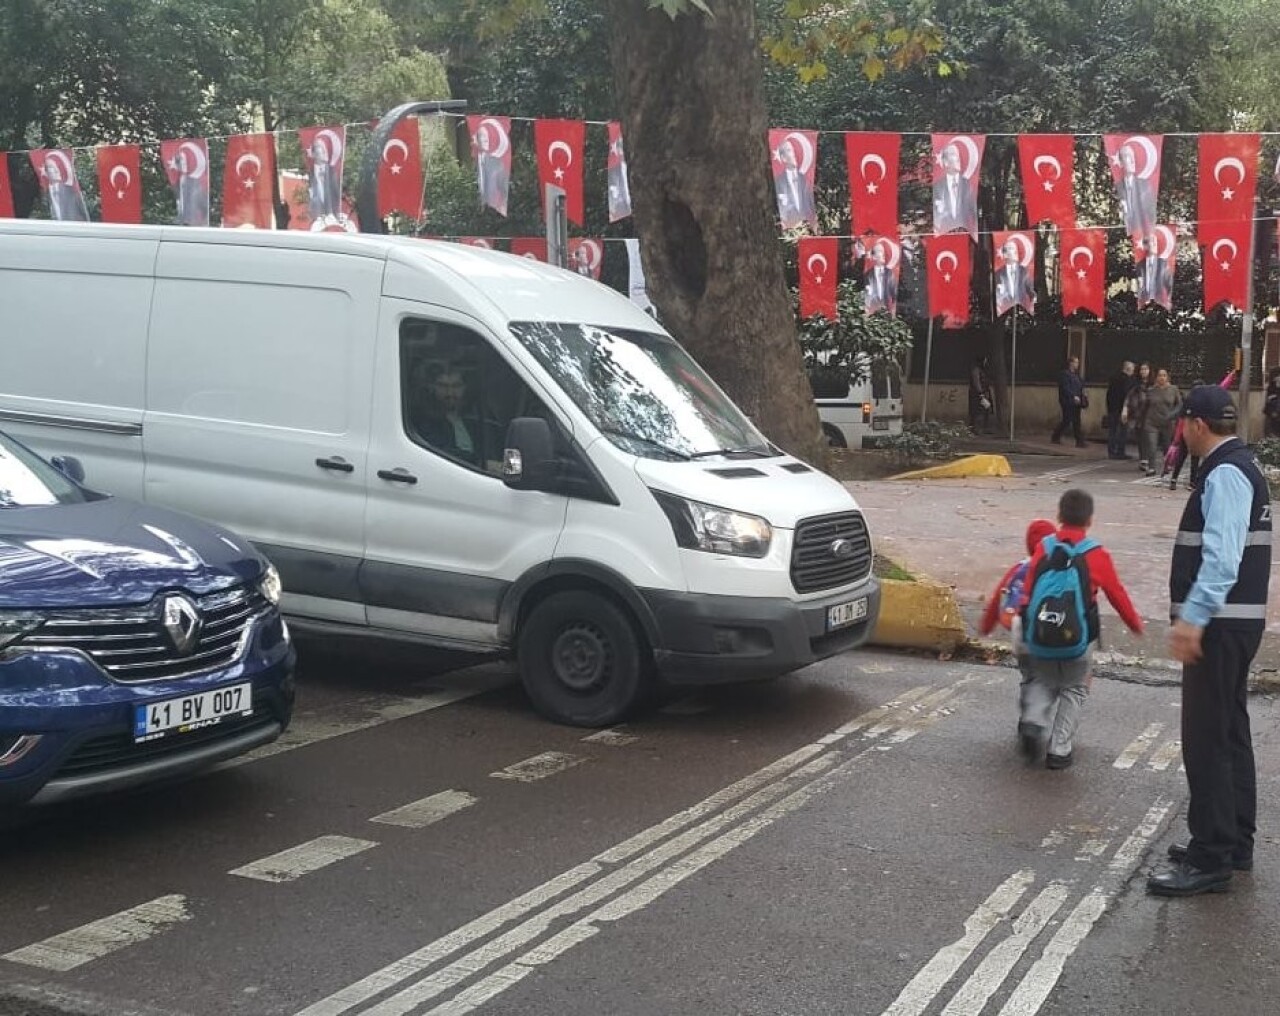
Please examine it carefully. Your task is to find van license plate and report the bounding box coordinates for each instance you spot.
[133,683,252,742]
[827,597,868,632]
[872,419,889,430]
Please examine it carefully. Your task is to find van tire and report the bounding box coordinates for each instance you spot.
[517,590,651,727]
[822,423,848,448]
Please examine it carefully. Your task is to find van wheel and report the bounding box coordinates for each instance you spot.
[518,591,651,727]
[822,423,848,448]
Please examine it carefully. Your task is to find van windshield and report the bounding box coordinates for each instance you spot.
[0,432,88,508]
[509,322,773,460]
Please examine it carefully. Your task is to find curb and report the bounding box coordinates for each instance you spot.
[889,454,1013,481]
[870,577,967,653]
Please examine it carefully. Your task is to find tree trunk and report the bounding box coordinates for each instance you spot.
[605,0,825,464]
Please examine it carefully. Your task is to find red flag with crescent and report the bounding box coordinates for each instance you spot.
[29,148,88,221]
[511,237,548,262]
[468,115,512,217]
[993,230,1036,317]
[1198,133,1259,234]
[1059,227,1105,319]
[931,134,985,239]
[159,137,210,227]
[377,118,423,220]
[769,128,819,231]
[924,234,971,327]
[569,238,605,280]
[535,118,585,225]
[97,144,142,224]
[0,153,12,218]
[845,133,899,238]
[297,125,351,231]
[1103,134,1162,244]
[1136,224,1177,311]
[1202,220,1252,312]
[1017,134,1076,229]
[222,133,275,229]
[863,234,901,317]
[798,237,838,319]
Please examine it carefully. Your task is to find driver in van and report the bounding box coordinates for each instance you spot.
[409,363,483,466]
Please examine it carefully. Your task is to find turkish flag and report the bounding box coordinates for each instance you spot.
[279,171,309,230]
[378,117,423,220]
[1018,134,1076,228]
[993,230,1036,317]
[607,122,632,222]
[30,148,88,221]
[770,129,819,231]
[931,134,985,239]
[0,153,14,218]
[863,235,901,317]
[798,237,838,319]
[1198,133,1259,233]
[222,133,275,229]
[297,125,348,229]
[469,115,512,217]
[1135,225,1177,311]
[1202,220,1252,311]
[569,238,604,279]
[924,234,972,326]
[1103,134,1162,244]
[159,138,210,227]
[845,133,899,238]
[535,118,585,225]
[1059,227,1106,319]
[96,144,142,224]
[511,237,548,262]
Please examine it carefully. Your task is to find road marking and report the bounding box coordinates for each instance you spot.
[371,791,477,830]
[1149,739,1182,771]
[582,727,639,746]
[1041,462,1109,482]
[880,870,1035,1016]
[490,751,585,782]
[230,835,378,883]
[1113,722,1164,769]
[2,895,191,972]
[296,678,973,1016]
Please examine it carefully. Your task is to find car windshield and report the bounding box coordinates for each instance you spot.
[509,322,773,460]
[0,432,88,508]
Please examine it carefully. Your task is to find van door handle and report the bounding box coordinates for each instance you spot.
[315,456,355,473]
[377,468,418,485]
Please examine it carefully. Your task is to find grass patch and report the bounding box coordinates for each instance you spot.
[874,554,915,582]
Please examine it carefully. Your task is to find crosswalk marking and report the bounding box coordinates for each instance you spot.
[1114,722,1164,769]
[371,791,477,830]
[1148,739,1182,771]
[582,727,639,746]
[489,751,585,782]
[2,895,191,972]
[230,835,378,883]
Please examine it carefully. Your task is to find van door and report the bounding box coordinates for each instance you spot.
[144,242,378,625]
[362,303,569,648]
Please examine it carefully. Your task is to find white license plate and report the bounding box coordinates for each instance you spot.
[827,597,868,631]
[872,419,890,431]
[133,683,252,742]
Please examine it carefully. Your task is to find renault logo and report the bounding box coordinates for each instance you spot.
[161,594,202,656]
[829,538,855,560]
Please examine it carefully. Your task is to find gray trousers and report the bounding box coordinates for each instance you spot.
[1019,652,1091,757]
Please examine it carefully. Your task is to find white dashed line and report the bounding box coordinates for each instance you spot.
[371,790,477,830]
[489,751,585,782]
[230,835,378,883]
[1113,722,1165,769]
[2,895,191,972]
[582,728,639,746]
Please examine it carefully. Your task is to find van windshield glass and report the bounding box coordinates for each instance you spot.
[0,433,87,508]
[871,360,896,400]
[509,323,773,460]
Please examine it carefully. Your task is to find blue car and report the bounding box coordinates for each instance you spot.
[0,429,295,808]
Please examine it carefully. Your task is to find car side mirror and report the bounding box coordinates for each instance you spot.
[502,417,555,491]
[51,455,86,484]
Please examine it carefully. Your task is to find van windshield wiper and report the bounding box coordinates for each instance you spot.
[597,427,692,461]
[688,445,773,460]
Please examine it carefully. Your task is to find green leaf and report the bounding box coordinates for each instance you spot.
[863,54,885,81]
[937,59,952,77]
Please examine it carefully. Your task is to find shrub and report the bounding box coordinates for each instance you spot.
[883,421,968,468]
[1254,437,1280,468]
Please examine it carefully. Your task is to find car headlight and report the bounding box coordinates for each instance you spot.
[259,564,282,606]
[651,490,772,558]
[0,612,44,652]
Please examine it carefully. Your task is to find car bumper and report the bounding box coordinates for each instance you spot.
[643,578,881,684]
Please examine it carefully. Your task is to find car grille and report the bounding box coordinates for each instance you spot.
[22,586,269,683]
[55,714,276,779]
[791,512,873,594]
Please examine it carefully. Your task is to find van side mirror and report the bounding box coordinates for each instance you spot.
[51,455,86,484]
[503,417,555,491]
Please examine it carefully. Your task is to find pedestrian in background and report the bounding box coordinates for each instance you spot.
[969,355,994,435]
[1148,386,1271,897]
[1125,362,1153,468]
[1264,367,1280,439]
[1141,368,1182,477]
[1106,360,1136,460]
[1051,355,1087,448]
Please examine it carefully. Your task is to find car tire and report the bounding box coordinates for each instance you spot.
[518,590,651,727]
[822,423,848,448]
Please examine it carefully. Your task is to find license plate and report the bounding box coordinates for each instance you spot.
[872,419,890,431]
[133,683,252,742]
[827,597,868,631]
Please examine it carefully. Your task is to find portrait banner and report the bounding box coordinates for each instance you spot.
[29,148,88,222]
[160,138,210,227]
[863,234,901,318]
[1136,224,1178,312]
[931,134,985,239]
[1104,134,1163,244]
[770,128,819,231]
[298,125,351,231]
[607,122,632,223]
[468,114,512,217]
[993,230,1036,317]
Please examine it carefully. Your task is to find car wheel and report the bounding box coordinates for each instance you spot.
[822,423,848,448]
[518,590,651,727]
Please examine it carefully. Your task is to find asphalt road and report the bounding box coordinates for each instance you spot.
[2,640,1278,1016]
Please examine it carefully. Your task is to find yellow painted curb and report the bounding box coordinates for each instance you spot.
[870,577,967,653]
[889,454,1013,480]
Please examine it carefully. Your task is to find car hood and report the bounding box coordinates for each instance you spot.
[0,496,265,610]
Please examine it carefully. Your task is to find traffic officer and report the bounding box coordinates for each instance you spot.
[1148,385,1271,896]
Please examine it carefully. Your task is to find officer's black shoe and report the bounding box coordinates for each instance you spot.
[1146,862,1233,896]
[1167,842,1252,872]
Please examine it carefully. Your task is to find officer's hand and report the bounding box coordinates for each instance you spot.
[1169,619,1204,664]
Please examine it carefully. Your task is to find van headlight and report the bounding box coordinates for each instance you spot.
[650,491,772,558]
[259,564,282,606]
[0,612,43,653]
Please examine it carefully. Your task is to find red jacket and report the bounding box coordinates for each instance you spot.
[980,560,1027,636]
[1023,525,1144,634]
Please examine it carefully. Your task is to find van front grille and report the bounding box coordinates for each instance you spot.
[791,512,873,594]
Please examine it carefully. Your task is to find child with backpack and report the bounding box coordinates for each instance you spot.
[1017,489,1144,769]
[979,518,1058,640]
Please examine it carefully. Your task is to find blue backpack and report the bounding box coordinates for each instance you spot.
[1022,536,1099,659]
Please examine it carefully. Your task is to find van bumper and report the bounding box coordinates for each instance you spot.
[643,579,881,684]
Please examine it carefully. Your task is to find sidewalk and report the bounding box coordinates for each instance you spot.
[847,449,1280,686]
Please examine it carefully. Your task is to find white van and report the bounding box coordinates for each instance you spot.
[811,356,904,450]
[0,222,880,726]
